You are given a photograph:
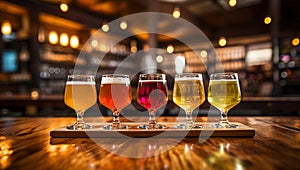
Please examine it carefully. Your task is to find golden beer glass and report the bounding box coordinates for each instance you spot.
[64,75,97,130]
[173,73,205,129]
[208,73,241,128]
[99,74,132,129]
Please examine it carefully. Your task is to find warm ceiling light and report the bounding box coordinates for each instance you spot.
[200,50,208,58]
[1,21,12,35]
[91,40,98,48]
[156,55,164,63]
[228,0,237,7]
[130,40,137,53]
[70,35,79,48]
[102,24,109,32]
[60,3,68,12]
[167,44,174,53]
[48,31,58,44]
[292,38,300,46]
[120,21,127,30]
[264,16,272,25]
[218,37,227,47]
[131,46,137,53]
[172,7,181,18]
[60,33,69,46]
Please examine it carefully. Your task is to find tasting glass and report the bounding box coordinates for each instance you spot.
[137,73,168,129]
[64,75,97,130]
[99,74,132,129]
[172,73,205,129]
[207,73,241,128]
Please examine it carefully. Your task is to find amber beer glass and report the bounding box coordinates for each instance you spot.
[208,73,241,128]
[99,74,132,129]
[137,73,168,129]
[173,73,205,129]
[64,75,97,129]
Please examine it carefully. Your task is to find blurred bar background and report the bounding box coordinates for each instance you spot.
[0,0,299,116]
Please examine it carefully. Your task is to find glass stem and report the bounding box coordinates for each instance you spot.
[112,109,121,129]
[220,110,229,124]
[148,109,157,129]
[185,110,194,128]
[76,110,85,129]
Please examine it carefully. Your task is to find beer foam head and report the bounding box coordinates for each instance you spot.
[175,77,202,81]
[101,77,130,84]
[209,79,238,82]
[138,80,167,83]
[66,81,96,85]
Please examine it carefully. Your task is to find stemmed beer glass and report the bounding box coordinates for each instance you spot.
[172,73,205,129]
[137,73,168,129]
[99,74,132,129]
[64,75,97,130]
[208,73,241,128]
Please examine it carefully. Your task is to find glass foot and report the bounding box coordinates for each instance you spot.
[212,123,239,128]
[137,124,166,129]
[102,124,130,130]
[174,124,203,129]
[226,124,239,128]
[66,123,93,130]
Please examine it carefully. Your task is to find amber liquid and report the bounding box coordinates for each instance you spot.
[173,79,205,111]
[207,80,241,112]
[64,82,97,112]
[99,83,132,111]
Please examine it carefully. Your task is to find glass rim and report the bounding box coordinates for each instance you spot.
[209,72,239,80]
[175,73,203,76]
[210,72,238,75]
[139,73,166,78]
[102,74,130,78]
[67,74,95,78]
[139,73,166,76]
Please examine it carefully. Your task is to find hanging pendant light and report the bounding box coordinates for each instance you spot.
[102,24,109,32]
[172,7,181,18]
[1,20,12,35]
[218,37,227,47]
[60,33,69,46]
[167,44,174,53]
[70,35,79,48]
[48,31,58,44]
[60,3,69,12]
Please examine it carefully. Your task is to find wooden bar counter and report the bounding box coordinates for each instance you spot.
[0,116,299,170]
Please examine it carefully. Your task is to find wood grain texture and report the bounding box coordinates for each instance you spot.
[0,116,299,170]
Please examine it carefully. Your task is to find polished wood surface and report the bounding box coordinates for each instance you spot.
[0,116,299,170]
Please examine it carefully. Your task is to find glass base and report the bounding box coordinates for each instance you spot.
[102,124,130,130]
[174,124,203,129]
[212,123,239,128]
[137,124,166,129]
[66,123,93,130]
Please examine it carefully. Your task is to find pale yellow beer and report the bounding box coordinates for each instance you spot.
[207,80,241,113]
[64,82,97,112]
[173,79,205,111]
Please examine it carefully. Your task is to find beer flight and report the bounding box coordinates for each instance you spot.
[64,73,241,130]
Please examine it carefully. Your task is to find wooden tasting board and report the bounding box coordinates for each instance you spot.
[50,122,255,138]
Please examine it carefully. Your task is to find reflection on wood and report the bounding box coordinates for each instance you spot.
[0,117,299,169]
